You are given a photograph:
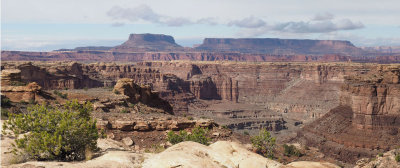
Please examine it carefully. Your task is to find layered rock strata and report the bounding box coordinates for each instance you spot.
[113,78,173,114]
[296,65,400,163]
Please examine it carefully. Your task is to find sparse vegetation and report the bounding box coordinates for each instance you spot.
[53,90,68,99]
[2,100,98,161]
[395,154,400,162]
[121,108,129,113]
[150,144,166,153]
[128,103,135,108]
[167,127,210,145]
[283,144,303,157]
[83,87,88,91]
[113,90,121,94]
[187,116,194,120]
[251,128,276,159]
[378,153,383,157]
[243,131,249,135]
[19,100,28,104]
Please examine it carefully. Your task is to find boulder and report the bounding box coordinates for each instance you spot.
[122,137,134,146]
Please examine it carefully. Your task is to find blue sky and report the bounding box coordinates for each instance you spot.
[2,0,400,51]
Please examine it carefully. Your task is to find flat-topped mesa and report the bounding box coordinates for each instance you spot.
[112,33,184,52]
[195,38,363,56]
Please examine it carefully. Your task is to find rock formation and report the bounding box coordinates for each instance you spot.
[0,68,45,103]
[195,38,364,56]
[112,33,184,52]
[113,78,173,114]
[296,65,400,163]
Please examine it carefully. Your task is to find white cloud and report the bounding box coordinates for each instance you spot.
[313,12,334,21]
[271,19,364,33]
[107,5,195,27]
[228,16,266,28]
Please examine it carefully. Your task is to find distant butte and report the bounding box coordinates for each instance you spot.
[2,33,400,62]
[195,38,364,56]
[112,33,184,52]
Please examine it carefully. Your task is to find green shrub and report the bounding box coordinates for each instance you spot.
[378,153,383,157]
[113,90,120,95]
[187,116,194,120]
[167,127,210,145]
[53,90,68,99]
[2,100,98,161]
[167,130,187,145]
[120,109,129,113]
[244,131,249,135]
[19,100,28,104]
[251,128,276,159]
[283,144,303,157]
[396,154,400,162]
[186,127,210,145]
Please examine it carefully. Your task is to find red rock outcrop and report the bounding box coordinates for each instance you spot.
[0,69,45,103]
[340,65,400,130]
[113,78,173,114]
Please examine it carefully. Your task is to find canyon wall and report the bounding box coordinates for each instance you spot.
[2,61,375,121]
[296,65,400,163]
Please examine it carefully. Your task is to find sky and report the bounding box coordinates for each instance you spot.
[1,0,400,51]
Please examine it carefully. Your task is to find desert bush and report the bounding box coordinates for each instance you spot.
[251,128,276,159]
[2,100,98,161]
[120,108,129,113]
[167,127,210,145]
[83,87,88,91]
[243,131,249,135]
[283,144,303,157]
[396,154,400,162]
[53,90,68,99]
[113,90,120,95]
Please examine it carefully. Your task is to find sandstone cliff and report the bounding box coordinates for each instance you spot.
[296,65,400,163]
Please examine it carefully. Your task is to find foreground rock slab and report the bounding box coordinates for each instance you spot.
[143,141,339,168]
